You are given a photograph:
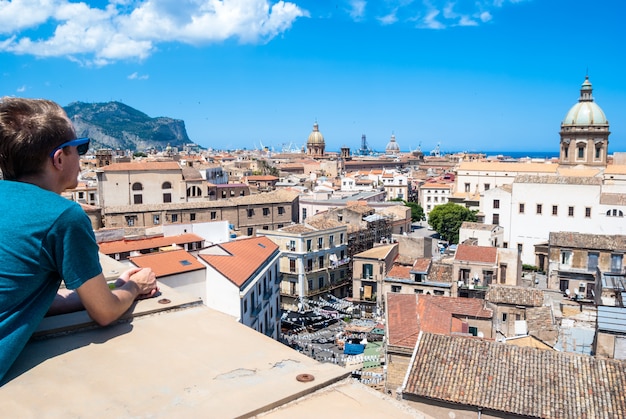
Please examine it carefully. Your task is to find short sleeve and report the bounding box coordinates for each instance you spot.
[46,204,102,290]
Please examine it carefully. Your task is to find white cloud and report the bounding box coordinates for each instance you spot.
[128,72,149,80]
[420,8,445,29]
[348,0,367,21]
[0,0,306,65]
[338,0,517,30]
[458,15,478,26]
[0,0,524,64]
[16,85,27,92]
[377,11,398,26]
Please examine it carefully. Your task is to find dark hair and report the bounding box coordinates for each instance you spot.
[0,97,76,180]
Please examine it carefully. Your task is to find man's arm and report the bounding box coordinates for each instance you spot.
[75,267,158,326]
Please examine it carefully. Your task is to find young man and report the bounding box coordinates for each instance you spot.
[0,97,158,382]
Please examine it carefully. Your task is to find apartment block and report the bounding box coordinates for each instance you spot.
[258,221,350,310]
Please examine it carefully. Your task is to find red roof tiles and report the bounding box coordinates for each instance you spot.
[454,244,497,264]
[129,249,206,278]
[99,233,204,255]
[100,161,181,171]
[199,236,278,289]
[387,264,412,280]
[387,294,492,349]
[405,332,626,418]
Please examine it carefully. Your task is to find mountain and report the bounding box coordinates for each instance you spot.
[63,101,191,151]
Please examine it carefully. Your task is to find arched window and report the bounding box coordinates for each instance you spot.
[186,186,202,198]
[606,209,624,217]
[162,182,172,189]
[132,182,143,191]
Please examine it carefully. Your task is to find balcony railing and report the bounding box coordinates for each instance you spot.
[251,301,263,317]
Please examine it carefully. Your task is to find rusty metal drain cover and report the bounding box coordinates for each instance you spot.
[296,373,315,382]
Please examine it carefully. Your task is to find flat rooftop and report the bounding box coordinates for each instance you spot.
[2,284,428,418]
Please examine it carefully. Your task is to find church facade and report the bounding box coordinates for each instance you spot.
[453,77,625,288]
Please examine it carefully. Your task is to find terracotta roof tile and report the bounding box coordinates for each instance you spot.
[411,258,431,273]
[420,294,492,319]
[454,244,497,264]
[387,264,412,280]
[130,249,205,278]
[99,233,205,254]
[486,285,544,307]
[386,294,420,348]
[404,332,626,418]
[245,175,279,181]
[100,161,181,171]
[199,236,278,289]
[386,294,492,349]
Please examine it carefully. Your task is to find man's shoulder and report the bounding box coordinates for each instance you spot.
[0,180,81,215]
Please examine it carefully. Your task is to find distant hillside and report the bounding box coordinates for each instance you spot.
[64,101,191,151]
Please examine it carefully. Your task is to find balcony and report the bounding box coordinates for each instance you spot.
[331,257,350,268]
[305,278,351,298]
[251,301,263,317]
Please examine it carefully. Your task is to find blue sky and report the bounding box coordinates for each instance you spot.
[2,0,625,154]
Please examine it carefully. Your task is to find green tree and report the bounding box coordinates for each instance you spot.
[390,199,425,222]
[428,202,477,243]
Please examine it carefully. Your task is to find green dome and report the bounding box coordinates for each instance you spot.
[562,76,608,126]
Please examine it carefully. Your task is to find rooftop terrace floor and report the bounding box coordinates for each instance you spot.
[2,284,427,418]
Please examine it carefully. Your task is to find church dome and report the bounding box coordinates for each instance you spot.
[307,122,325,145]
[385,134,400,153]
[562,76,608,126]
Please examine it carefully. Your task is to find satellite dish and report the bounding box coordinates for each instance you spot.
[565,289,571,296]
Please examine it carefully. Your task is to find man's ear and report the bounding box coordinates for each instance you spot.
[51,149,64,170]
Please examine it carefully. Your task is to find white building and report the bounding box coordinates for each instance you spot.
[419,182,453,220]
[458,221,504,248]
[460,77,626,265]
[381,171,410,201]
[258,221,350,310]
[199,236,281,340]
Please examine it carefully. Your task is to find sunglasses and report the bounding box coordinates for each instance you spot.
[49,137,90,158]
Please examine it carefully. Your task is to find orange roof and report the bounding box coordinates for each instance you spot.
[388,264,412,279]
[386,294,420,348]
[419,294,492,319]
[101,161,181,172]
[387,294,492,349]
[99,233,205,254]
[130,249,205,278]
[199,236,278,289]
[454,244,497,264]
[411,258,431,273]
[245,175,279,181]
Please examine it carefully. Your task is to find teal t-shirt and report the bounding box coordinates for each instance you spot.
[0,180,102,383]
